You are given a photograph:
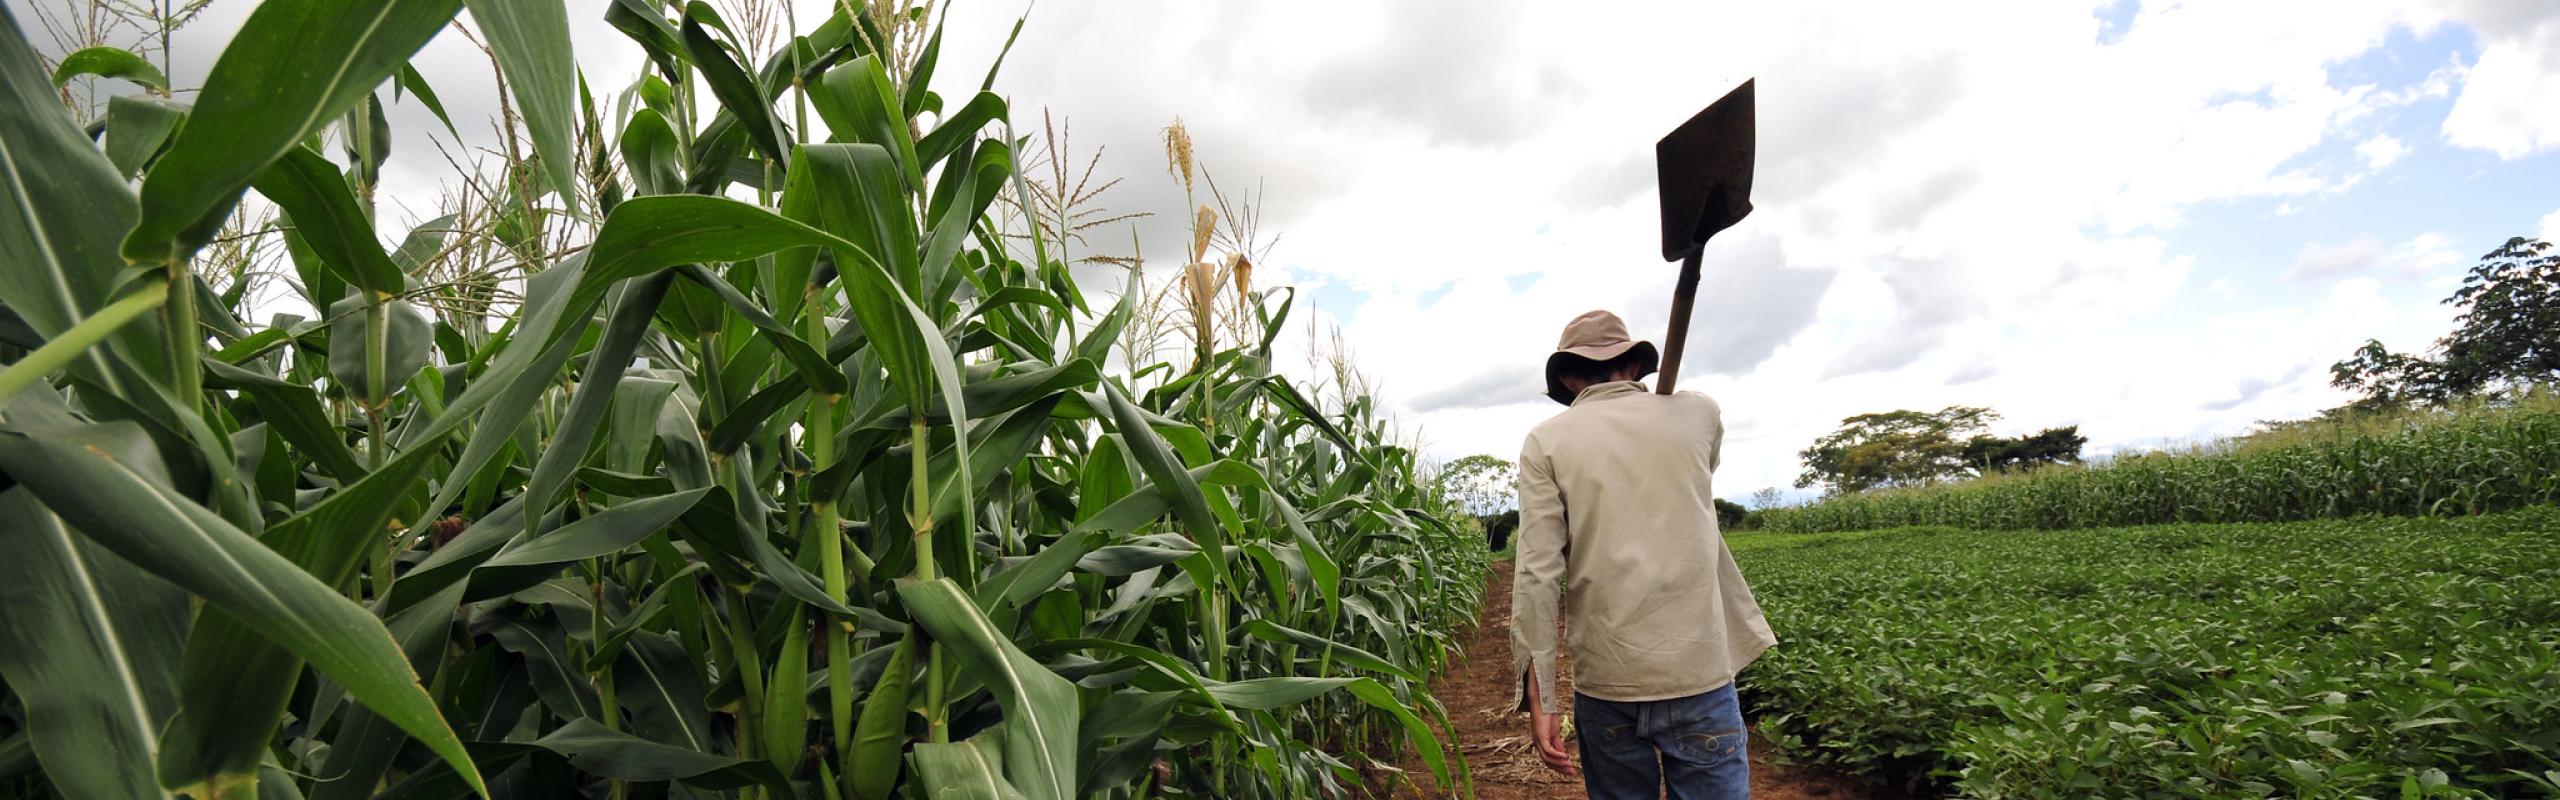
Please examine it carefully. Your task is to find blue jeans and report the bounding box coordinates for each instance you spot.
[1575,684,1750,800]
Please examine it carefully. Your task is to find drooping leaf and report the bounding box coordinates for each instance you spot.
[252,146,407,297]
[678,1,790,166]
[121,0,465,264]
[459,0,578,201]
[0,421,484,797]
[470,487,712,600]
[49,45,167,93]
[895,580,1079,800]
[0,488,188,800]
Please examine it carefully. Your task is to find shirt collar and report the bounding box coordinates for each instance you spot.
[1571,380,1648,406]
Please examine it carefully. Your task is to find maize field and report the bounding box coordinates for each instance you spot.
[1756,393,2560,534]
[0,3,1486,800]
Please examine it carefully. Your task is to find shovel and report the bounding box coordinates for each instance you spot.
[1653,78,1757,395]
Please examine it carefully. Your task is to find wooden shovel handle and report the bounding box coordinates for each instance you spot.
[1657,250,1702,394]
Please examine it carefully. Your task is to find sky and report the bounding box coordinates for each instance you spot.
[17,0,2560,505]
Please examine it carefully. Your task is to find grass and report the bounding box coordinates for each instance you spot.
[1730,508,2560,798]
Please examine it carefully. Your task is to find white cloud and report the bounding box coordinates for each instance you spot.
[917,0,2551,497]
[2540,207,2560,243]
[38,0,2546,501]
[2441,8,2560,158]
[2287,232,2466,280]
[2357,134,2410,170]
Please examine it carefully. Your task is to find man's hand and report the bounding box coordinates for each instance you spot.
[1527,681,1578,776]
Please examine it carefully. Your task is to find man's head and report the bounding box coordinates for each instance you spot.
[1544,310,1658,405]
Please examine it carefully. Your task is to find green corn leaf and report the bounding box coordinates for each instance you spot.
[490,618,600,721]
[308,581,466,800]
[761,604,812,770]
[0,421,485,798]
[679,1,790,166]
[863,359,1098,430]
[121,0,464,264]
[674,264,846,395]
[252,146,407,297]
[521,273,673,529]
[582,562,706,672]
[393,63,461,141]
[973,529,1100,611]
[849,637,915,800]
[48,45,166,93]
[1234,619,1416,682]
[620,107,684,196]
[458,0,577,202]
[614,631,717,751]
[896,579,1080,800]
[916,92,1006,170]
[528,717,789,791]
[909,740,1030,800]
[102,95,185,179]
[470,487,712,600]
[0,488,188,800]
[324,294,431,403]
[0,11,167,398]
[790,143,922,303]
[415,262,585,515]
[810,55,922,191]
[605,0,688,80]
[1101,383,1228,586]
[150,435,445,793]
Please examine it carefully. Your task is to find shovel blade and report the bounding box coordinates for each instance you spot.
[1656,79,1757,262]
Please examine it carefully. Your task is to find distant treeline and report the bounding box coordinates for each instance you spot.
[1756,391,2560,533]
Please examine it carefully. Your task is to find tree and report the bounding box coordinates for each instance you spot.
[1747,487,1788,510]
[2333,236,2560,407]
[1713,498,1749,530]
[1795,406,1997,495]
[1961,425,2087,473]
[2330,338,2453,412]
[2440,237,2560,392]
[1435,454,1517,517]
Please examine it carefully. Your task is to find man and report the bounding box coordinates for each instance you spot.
[1512,309,1777,800]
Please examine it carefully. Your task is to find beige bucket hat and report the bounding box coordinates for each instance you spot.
[1544,309,1658,405]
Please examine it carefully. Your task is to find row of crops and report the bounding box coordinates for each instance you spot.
[1730,510,2560,798]
[0,3,1483,800]
[1756,393,2560,534]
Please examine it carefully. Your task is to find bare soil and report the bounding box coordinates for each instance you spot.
[1369,561,1874,800]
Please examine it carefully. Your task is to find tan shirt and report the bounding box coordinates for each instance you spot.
[1511,380,1776,712]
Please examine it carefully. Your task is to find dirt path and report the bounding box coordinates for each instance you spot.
[1379,561,1871,800]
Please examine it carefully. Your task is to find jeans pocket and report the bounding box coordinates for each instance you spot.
[1669,726,1748,765]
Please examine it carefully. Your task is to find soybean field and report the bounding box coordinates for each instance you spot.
[1731,509,2560,798]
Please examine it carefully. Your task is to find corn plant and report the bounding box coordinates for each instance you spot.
[0,2,1482,799]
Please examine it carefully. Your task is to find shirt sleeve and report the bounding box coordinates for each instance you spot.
[1510,433,1569,713]
[1707,397,1724,473]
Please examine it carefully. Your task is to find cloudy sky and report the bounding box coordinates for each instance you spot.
[21,0,2560,504]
